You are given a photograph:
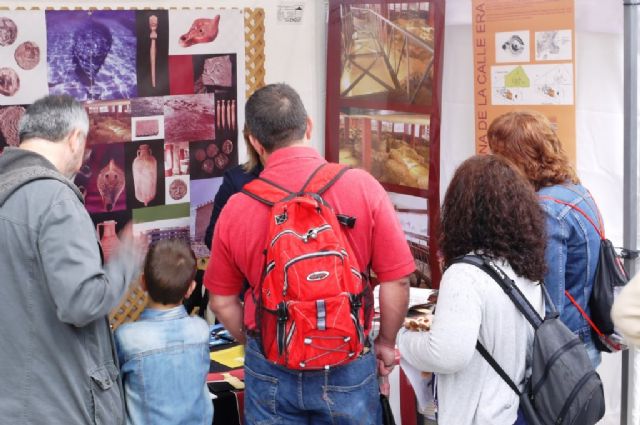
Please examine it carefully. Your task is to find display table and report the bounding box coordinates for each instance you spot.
[208,342,245,425]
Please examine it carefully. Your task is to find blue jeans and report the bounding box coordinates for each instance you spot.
[244,337,382,425]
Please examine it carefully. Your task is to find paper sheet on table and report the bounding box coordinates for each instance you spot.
[373,285,436,311]
[400,357,437,420]
[210,345,245,369]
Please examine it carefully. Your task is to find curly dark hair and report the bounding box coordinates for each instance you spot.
[440,155,547,281]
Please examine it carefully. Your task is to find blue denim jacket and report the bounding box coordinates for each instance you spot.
[114,306,213,425]
[538,183,601,365]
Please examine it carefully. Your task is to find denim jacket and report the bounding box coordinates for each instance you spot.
[114,306,213,425]
[538,183,601,365]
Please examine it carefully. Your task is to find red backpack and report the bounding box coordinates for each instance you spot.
[242,163,370,370]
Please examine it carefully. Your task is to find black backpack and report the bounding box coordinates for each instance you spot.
[540,193,628,352]
[452,255,605,425]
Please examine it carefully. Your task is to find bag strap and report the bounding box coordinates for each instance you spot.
[300,163,351,195]
[451,255,547,329]
[475,341,522,396]
[241,163,350,206]
[538,194,605,239]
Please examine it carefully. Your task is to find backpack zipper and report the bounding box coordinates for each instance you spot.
[555,370,598,425]
[531,338,581,395]
[270,224,333,246]
[283,250,344,295]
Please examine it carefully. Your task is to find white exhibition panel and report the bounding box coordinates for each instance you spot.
[3,1,635,424]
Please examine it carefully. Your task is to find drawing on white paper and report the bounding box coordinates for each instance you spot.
[535,30,572,61]
[491,63,573,105]
[495,31,529,63]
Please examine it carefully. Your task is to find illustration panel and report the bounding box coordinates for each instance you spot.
[535,29,572,61]
[339,2,435,106]
[164,94,215,142]
[131,96,164,117]
[91,209,132,262]
[46,10,137,101]
[189,139,236,180]
[80,143,128,214]
[388,192,430,287]
[0,105,25,154]
[491,63,574,105]
[132,115,164,141]
[0,11,48,105]
[168,9,245,56]
[339,108,430,191]
[131,203,191,246]
[495,31,529,63]
[135,10,170,97]
[190,177,223,258]
[124,139,166,209]
[85,99,132,145]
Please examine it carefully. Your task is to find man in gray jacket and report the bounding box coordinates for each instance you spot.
[0,95,142,424]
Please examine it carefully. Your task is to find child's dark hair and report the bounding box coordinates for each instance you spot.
[144,239,197,305]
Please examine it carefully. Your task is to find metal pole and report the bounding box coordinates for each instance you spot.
[623,1,639,424]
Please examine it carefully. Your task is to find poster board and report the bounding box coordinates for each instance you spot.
[326,0,445,288]
[471,0,576,159]
[0,7,266,327]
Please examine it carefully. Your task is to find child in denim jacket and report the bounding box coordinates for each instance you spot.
[115,240,213,425]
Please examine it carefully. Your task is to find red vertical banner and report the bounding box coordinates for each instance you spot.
[472,0,576,160]
[326,0,446,289]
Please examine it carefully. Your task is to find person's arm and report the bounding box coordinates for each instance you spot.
[39,195,143,327]
[204,171,237,250]
[375,277,410,371]
[542,210,569,314]
[398,264,482,374]
[612,274,640,346]
[209,294,245,344]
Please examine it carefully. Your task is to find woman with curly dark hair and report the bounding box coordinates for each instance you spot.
[399,155,546,425]
[488,111,603,368]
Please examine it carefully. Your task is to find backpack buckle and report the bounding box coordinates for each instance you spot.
[275,212,288,225]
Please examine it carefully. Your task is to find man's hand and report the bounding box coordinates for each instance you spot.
[374,337,396,396]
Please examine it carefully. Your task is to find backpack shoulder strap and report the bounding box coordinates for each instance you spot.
[539,195,605,239]
[450,255,544,329]
[475,341,522,396]
[241,177,294,206]
[299,163,351,195]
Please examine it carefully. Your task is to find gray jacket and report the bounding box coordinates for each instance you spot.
[0,148,140,424]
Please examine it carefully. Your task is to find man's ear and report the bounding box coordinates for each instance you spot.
[185,280,197,299]
[304,116,313,141]
[67,128,85,154]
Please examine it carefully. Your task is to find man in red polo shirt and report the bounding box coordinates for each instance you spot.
[205,83,413,424]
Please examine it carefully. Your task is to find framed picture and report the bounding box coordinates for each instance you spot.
[326,0,445,286]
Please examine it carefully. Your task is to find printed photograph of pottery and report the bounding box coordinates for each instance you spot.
[193,54,236,94]
[0,11,48,105]
[164,141,190,177]
[0,105,25,154]
[90,209,132,262]
[339,2,434,106]
[165,175,190,205]
[168,9,245,56]
[135,10,170,97]
[85,99,132,144]
[163,94,215,142]
[131,96,164,117]
[132,115,164,141]
[124,139,165,209]
[81,143,128,213]
[339,108,430,192]
[190,177,223,258]
[188,139,236,180]
[46,10,137,101]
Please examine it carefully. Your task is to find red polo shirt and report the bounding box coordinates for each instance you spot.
[204,146,415,330]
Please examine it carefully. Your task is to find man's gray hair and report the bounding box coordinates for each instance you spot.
[19,95,89,144]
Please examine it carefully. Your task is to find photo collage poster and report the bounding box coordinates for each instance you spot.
[0,9,247,259]
[325,0,445,287]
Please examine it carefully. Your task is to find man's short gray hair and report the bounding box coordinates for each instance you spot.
[19,95,89,144]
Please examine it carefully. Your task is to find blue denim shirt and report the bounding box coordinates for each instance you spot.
[114,306,213,425]
[538,183,601,365]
